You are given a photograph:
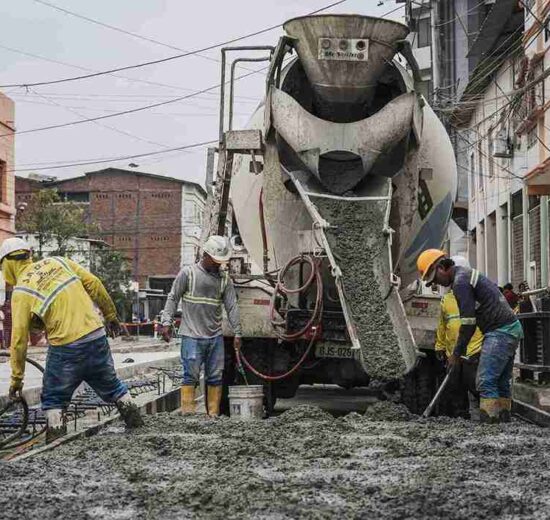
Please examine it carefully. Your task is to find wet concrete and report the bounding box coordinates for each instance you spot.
[315,199,405,378]
[1,403,550,519]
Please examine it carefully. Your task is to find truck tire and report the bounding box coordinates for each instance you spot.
[401,355,437,415]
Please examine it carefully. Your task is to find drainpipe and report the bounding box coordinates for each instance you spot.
[522,184,530,283]
[541,195,549,286]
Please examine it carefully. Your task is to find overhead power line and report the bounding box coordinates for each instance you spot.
[0,0,347,88]
[0,43,258,101]
[9,139,217,172]
[0,68,260,138]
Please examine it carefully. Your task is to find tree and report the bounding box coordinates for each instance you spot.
[90,249,133,321]
[16,188,133,320]
[16,189,93,259]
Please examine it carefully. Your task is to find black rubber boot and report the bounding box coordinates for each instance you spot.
[116,401,144,429]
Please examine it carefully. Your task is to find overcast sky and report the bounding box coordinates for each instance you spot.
[2,0,403,186]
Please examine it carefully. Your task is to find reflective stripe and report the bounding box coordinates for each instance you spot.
[38,276,80,316]
[445,313,460,322]
[182,294,223,306]
[13,286,45,301]
[189,266,196,296]
[460,317,477,325]
[470,269,480,288]
[182,265,227,306]
[52,257,73,275]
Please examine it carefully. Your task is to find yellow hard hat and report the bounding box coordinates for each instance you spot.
[417,249,446,283]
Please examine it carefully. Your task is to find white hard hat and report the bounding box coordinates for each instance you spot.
[0,237,31,264]
[203,235,231,263]
[451,255,470,268]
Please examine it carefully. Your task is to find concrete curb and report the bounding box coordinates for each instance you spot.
[10,388,181,462]
[0,353,181,409]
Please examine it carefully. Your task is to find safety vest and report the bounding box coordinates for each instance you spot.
[181,265,229,306]
[13,257,80,319]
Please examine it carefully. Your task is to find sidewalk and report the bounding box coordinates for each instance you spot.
[0,336,181,407]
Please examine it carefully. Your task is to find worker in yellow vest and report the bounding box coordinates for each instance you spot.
[2,237,143,441]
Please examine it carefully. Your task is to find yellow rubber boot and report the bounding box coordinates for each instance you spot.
[207,386,222,417]
[180,385,196,414]
[498,397,512,423]
[479,398,500,424]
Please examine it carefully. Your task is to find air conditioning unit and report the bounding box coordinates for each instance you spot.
[493,128,513,158]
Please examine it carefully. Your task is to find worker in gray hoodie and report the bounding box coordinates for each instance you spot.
[161,235,242,416]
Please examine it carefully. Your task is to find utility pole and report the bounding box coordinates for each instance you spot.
[430,0,440,104]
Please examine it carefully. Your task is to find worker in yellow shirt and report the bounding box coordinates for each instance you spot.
[2,237,143,442]
[434,256,483,418]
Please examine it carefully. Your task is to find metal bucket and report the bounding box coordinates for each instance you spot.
[228,385,264,420]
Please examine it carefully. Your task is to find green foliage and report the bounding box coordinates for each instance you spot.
[90,249,133,321]
[16,188,94,259]
[16,188,133,319]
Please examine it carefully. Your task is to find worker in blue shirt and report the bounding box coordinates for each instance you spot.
[417,249,523,423]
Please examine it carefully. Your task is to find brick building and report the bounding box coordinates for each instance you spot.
[0,92,16,242]
[16,168,206,317]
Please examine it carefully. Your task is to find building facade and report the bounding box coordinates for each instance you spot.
[404,0,522,260]
[16,168,206,315]
[448,0,550,291]
[0,92,16,243]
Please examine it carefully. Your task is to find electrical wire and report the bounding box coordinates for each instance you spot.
[0,43,259,101]
[0,0,347,88]
[9,139,216,172]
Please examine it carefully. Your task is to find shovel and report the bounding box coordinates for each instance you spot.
[422,364,456,418]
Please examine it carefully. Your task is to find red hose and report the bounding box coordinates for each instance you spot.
[235,254,323,382]
[269,255,323,340]
[237,335,318,382]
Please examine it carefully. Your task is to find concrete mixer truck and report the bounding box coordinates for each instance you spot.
[203,14,457,413]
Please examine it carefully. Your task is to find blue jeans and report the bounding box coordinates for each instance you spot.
[477,328,520,399]
[41,335,127,410]
[181,335,224,386]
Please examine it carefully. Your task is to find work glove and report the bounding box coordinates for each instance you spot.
[105,319,122,338]
[161,325,172,343]
[447,353,462,371]
[9,380,23,400]
[435,351,447,363]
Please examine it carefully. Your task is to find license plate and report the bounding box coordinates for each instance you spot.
[315,343,354,359]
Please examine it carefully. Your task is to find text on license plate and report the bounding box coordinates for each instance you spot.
[315,344,354,359]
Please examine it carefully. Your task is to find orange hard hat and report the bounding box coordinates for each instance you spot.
[417,249,446,282]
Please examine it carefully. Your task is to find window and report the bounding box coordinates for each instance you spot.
[152,192,171,199]
[487,129,495,178]
[527,126,537,149]
[150,235,170,242]
[417,18,431,48]
[0,160,5,203]
[96,193,109,200]
[477,144,484,191]
[183,199,203,225]
[182,244,196,265]
[59,192,89,203]
[117,193,132,199]
[469,152,476,199]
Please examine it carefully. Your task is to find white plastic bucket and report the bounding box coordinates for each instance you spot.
[228,385,264,420]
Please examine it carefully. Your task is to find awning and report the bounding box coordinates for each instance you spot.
[525,157,550,195]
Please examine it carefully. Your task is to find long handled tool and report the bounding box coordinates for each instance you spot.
[422,365,455,418]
